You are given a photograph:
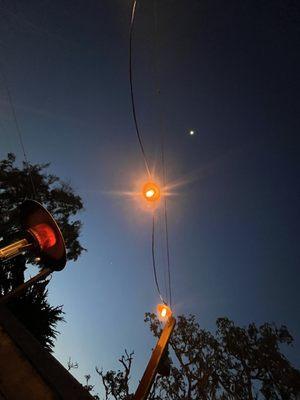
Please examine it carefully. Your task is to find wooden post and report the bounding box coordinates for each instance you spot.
[134,316,176,400]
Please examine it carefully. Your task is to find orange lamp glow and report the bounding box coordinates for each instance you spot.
[157,304,172,320]
[29,223,57,251]
[142,182,161,202]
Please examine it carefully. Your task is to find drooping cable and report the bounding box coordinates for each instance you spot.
[158,206,169,303]
[129,1,171,305]
[129,0,167,303]
[129,0,151,178]
[161,148,172,307]
[0,65,37,198]
[152,214,166,304]
[153,1,172,307]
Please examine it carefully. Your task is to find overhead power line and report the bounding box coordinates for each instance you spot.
[129,0,172,307]
[129,0,151,178]
[152,214,166,304]
[153,0,172,307]
[0,64,37,198]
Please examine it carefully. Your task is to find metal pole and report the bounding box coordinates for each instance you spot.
[0,238,32,261]
[134,316,176,400]
[0,268,52,306]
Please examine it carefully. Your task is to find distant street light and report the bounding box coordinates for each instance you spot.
[157,303,172,320]
[142,182,161,202]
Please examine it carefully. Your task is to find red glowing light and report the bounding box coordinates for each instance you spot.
[29,223,57,250]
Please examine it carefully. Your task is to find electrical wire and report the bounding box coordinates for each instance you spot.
[0,64,37,198]
[162,154,172,307]
[129,0,151,178]
[158,207,169,302]
[153,1,172,307]
[152,214,166,304]
[129,0,171,305]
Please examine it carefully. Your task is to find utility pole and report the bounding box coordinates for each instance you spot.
[134,316,176,400]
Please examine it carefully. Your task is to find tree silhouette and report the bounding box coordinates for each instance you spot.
[0,153,85,351]
[94,314,300,400]
[95,350,134,400]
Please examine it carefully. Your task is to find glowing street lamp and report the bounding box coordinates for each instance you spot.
[157,303,172,320]
[142,182,161,202]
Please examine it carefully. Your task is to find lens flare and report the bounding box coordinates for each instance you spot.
[142,182,160,202]
[145,189,155,198]
[157,304,172,320]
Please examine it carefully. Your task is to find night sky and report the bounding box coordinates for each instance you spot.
[0,0,299,389]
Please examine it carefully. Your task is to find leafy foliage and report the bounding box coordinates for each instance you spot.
[0,153,85,351]
[94,314,300,400]
[146,313,300,400]
[0,153,85,261]
[8,275,65,350]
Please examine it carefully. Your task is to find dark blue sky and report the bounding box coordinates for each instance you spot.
[0,0,299,389]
